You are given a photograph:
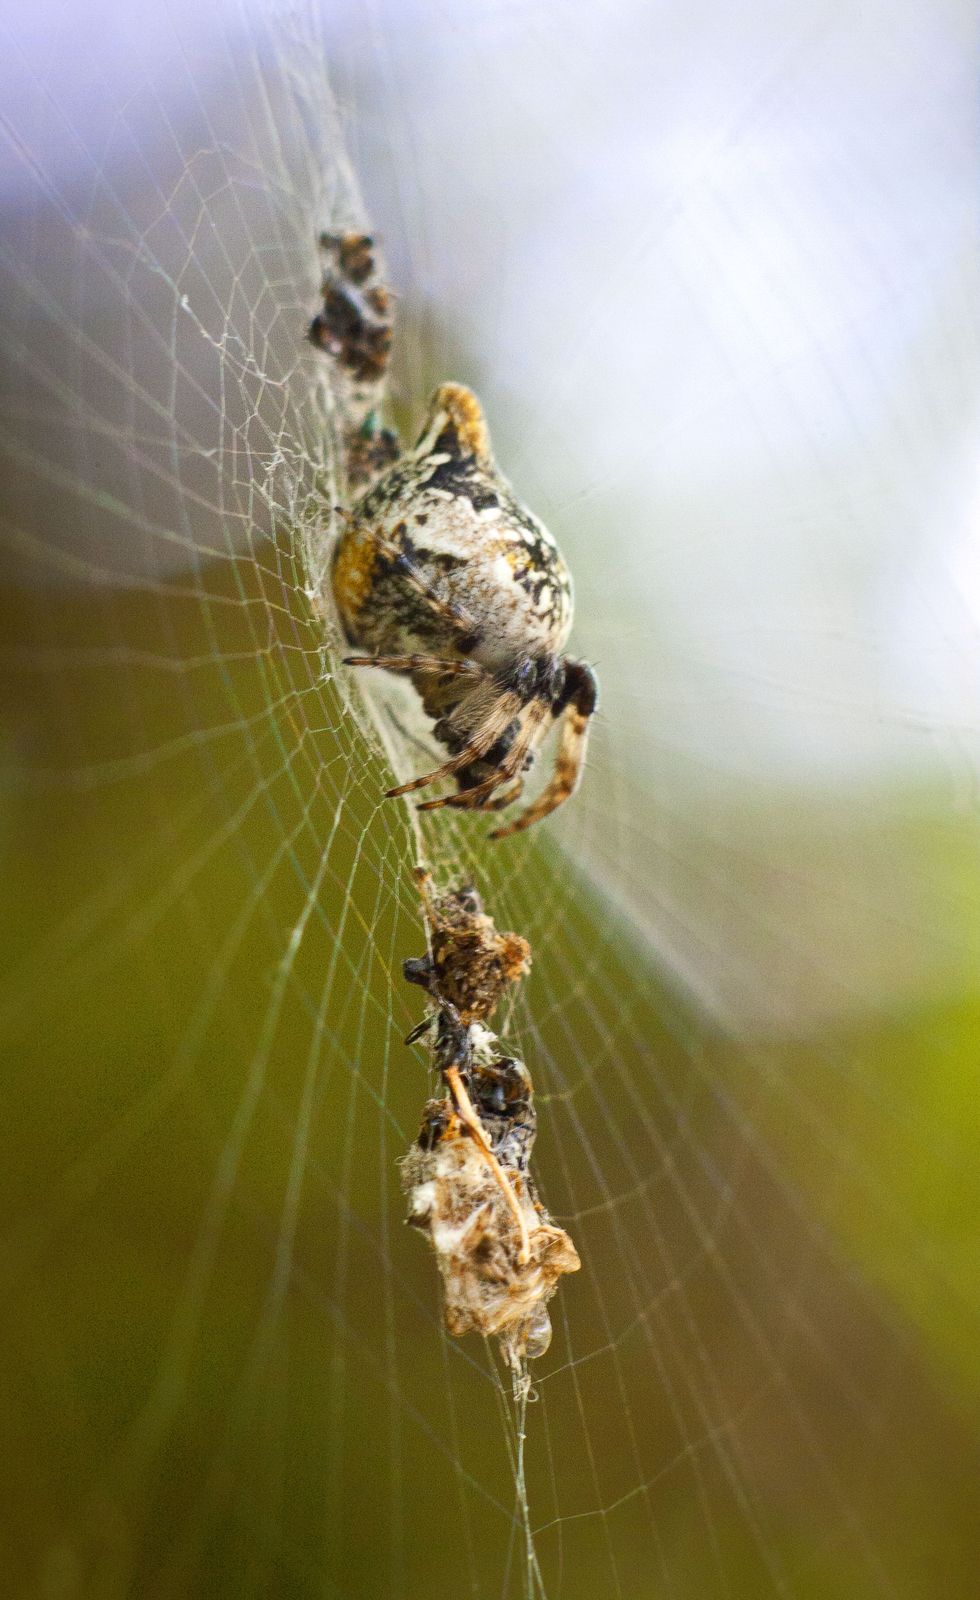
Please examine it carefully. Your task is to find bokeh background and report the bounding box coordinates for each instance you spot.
[1,2,978,1596]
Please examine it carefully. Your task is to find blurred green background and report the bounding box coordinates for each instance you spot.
[2,1,979,1596]
[1,567,978,1598]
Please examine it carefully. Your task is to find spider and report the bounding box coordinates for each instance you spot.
[312,234,598,837]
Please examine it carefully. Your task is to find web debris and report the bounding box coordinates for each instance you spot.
[399,870,580,1373]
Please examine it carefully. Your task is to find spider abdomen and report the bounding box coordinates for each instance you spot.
[332,385,573,669]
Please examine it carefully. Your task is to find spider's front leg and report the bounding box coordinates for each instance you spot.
[410,658,546,814]
[418,699,551,815]
[384,684,527,800]
[489,659,598,838]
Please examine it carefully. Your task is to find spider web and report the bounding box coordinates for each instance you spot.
[1,2,978,1597]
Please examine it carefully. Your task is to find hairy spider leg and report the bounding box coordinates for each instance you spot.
[437,774,522,813]
[491,660,598,838]
[479,777,525,811]
[444,1062,531,1265]
[385,685,527,799]
[343,654,483,677]
[417,695,552,813]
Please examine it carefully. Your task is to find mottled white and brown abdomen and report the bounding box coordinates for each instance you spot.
[332,384,573,671]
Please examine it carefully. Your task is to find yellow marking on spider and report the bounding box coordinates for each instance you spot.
[331,530,377,631]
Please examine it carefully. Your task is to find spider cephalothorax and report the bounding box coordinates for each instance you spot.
[331,381,598,837]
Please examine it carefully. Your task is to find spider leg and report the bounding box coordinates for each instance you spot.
[490,660,598,839]
[344,653,483,678]
[385,687,525,799]
[417,698,550,813]
[481,777,525,811]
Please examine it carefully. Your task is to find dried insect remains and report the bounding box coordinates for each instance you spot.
[402,867,531,1025]
[400,872,579,1371]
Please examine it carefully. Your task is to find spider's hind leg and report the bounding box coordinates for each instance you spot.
[343,653,482,679]
[419,692,551,816]
[386,683,527,801]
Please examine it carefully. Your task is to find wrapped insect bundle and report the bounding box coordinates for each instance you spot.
[400,873,580,1370]
[401,867,531,1022]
